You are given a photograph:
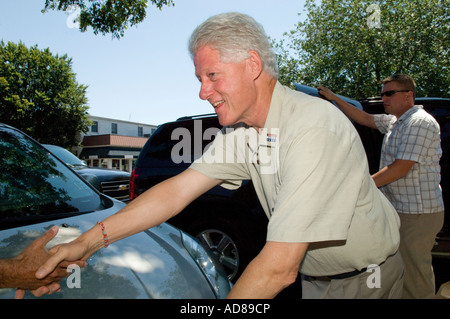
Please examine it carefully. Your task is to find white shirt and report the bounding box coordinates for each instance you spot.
[374,106,444,214]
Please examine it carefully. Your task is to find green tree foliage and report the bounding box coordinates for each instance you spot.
[275,0,449,98]
[42,0,175,39]
[0,41,90,148]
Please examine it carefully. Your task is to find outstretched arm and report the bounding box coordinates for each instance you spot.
[36,168,220,279]
[317,86,377,129]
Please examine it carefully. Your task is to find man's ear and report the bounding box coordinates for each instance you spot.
[247,50,263,79]
[402,90,414,106]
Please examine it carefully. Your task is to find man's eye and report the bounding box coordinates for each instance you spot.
[209,73,216,79]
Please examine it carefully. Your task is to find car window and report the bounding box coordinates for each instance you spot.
[44,144,87,167]
[0,126,103,230]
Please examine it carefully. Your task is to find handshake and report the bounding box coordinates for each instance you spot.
[0,226,86,299]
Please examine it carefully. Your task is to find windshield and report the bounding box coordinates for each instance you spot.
[43,144,87,167]
[0,126,102,230]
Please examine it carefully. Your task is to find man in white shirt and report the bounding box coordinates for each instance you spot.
[318,75,444,298]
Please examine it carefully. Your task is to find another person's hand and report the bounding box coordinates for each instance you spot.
[317,86,336,101]
[35,231,92,282]
[11,226,86,298]
[14,282,62,299]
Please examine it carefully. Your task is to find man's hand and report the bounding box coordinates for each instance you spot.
[317,86,336,101]
[2,226,86,298]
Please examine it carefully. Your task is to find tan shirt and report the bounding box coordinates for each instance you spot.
[190,82,400,276]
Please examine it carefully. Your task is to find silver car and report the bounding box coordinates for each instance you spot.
[0,123,231,299]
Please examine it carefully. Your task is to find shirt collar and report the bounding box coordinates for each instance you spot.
[263,81,284,130]
[397,105,423,123]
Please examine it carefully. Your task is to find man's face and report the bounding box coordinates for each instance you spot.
[194,45,258,126]
[381,81,413,117]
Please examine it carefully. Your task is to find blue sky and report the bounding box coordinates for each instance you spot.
[0,0,307,125]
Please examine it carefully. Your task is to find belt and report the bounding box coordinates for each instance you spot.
[308,268,368,281]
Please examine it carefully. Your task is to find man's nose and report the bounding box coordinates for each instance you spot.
[199,80,212,101]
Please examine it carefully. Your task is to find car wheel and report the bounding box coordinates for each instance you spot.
[195,228,240,281]
[172,208,267,283]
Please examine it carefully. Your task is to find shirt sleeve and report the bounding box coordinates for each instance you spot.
[374,114,395,134]
[189,127,250,190]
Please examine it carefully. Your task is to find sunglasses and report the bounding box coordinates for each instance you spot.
[380,90,410,97]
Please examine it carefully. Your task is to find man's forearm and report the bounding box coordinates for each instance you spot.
[227,241,307,299]
[317,86,376,129]
[36,169,221,280]
[99,169,220,248]
[332,96,377,129]
[372,159,416,187]
[227,257,292,299]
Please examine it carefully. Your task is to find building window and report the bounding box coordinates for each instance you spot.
[138,126,143,137]
[111,123,118,134]
[91,121,98,133]
[112,159,120,169]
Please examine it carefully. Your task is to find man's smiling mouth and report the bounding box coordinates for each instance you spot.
[212,100,225,108]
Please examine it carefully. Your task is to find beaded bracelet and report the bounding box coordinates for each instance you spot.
[96,221,109,248]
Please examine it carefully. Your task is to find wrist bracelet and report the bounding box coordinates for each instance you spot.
[96,221,109,248]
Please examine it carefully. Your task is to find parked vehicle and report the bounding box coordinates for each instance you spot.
[0,123,231,299]
[43,144,131,202]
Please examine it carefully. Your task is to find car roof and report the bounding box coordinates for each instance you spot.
[360,97,450,103]
[295,83,364,110]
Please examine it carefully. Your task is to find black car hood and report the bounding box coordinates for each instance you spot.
[73,166,130,182]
